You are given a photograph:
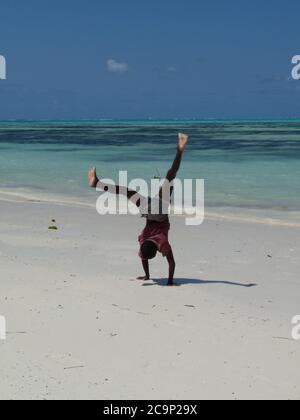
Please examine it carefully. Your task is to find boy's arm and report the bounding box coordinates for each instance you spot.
[166,249,176,286]
[137,260,150,281]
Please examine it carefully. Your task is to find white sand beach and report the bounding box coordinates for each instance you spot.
[0,199,300,400]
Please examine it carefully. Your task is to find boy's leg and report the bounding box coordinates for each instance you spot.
[166,133,188,182]
[88,167,99,188]
[159,133,188,203]
[88,167,144,207]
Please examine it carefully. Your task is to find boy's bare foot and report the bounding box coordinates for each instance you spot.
[178,133,188,152]
[88,167,99,188]
[137,276,150,281]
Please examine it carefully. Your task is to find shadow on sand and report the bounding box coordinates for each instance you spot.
[142,278,257,288]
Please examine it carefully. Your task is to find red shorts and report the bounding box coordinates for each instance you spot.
[138,221,171,259]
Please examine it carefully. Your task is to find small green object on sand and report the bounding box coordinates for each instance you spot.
[48,225,58,231]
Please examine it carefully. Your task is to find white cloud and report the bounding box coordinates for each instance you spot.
[107,59,129,74]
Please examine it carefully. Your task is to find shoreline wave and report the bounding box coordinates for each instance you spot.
[1,188,300,228]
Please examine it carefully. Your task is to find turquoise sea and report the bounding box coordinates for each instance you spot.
[0,120,300,223]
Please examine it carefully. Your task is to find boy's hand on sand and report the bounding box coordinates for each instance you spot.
[137,276,150,281]
[178,133,188,152]
[88,167,99,188]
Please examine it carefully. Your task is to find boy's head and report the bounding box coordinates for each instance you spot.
[141,240,158,260]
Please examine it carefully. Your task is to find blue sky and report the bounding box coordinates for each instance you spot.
[0,0,300,120]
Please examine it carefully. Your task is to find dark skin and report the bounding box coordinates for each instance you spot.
[166,249,176,286]
[137,249,175,286]
[137,261,150,281]
[88,133,188,286]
